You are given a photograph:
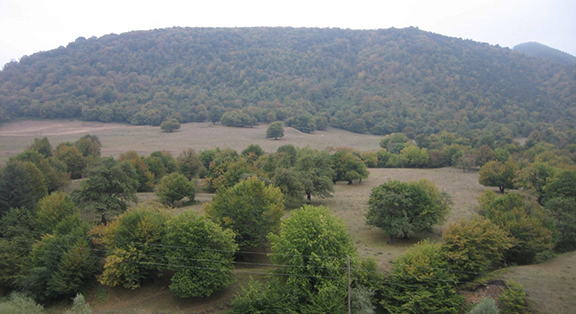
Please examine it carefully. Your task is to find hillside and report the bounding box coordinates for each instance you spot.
[1,27,575,139]
[513,42,576,65]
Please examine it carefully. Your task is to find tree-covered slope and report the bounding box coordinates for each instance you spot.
[513,42,576,65]
[1,27,575,138]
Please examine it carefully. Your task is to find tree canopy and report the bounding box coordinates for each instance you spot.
[366,179,450,243]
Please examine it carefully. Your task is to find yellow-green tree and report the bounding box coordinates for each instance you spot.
[204,176,284,248]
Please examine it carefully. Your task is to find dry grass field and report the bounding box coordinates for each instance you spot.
[1,119,574,313]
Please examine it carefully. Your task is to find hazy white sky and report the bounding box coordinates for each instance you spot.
[1,0,575,68]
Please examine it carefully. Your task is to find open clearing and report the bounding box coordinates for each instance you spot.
[2,119,573,314]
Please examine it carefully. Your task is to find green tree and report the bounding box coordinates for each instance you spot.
[516,162,556,204]
[144,150,177,182]
[54,143,86,179]
[544,197,576,252]
[97,201,169,289]
[498,282,528,314]
[209,106,223,124]
[241,144,265,158]
[176,148,205,179]
[162,209,237,298]
[204,176,284,248]
[442,215,513,282]
[542,169,576,203]
[290,113,315,133]
[155,173,196,207]
[331,149,369,184]
[118,151,155,192]
[12,150,70,193]
[399,145,430,168]
[74,135,101,159]
[295,148,335,201]
[268,205,357,313]
[478,192,556,264]
[366,179,450,244]
[479,160,518,193]
[267,121,285,140]
[273,167,306,206]
[160,118,181,132]
[18,215,98,301]
[36,191,78,234]
[72,157,138,224]
[382,240,463,314]
[28,137,52,158]
[0,162,37,216]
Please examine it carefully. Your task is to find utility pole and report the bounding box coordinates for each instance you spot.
[347,256,351,314]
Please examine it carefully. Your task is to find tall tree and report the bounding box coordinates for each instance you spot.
[204,176,284,248]
[0,162,37,216]
[162,209,237,298]
[267,205,357,313]
[295,148,335,201]
[72,157,138,224]
[155,173,196,207]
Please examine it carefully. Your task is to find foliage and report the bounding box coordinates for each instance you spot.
[144,150,177,182]
[74,134,101,160]
[366,179,450,243]
[28,137,52,158]
[267,121,285,140]
[53,143,86,179]
[478,192,556,264]
[72,157,138,224]
[11,149,70,193]
[442,215,513,281]
[542,169,576,203]
[155,173,196,207]
[399,145,430,168]
[206,154,257,192]
[479,160,518,193]
[268,205,357,313]
[382,240,463,314]
[498,282,528,314]
[230,278,298,314]
[295,148,335,201]
[63,294,92,314]
[0,161,37,216]
[176,148,205,179]
[544,197,576,252]
[0,239,29,292]
[516,162,556,204]
[242,144,265,158]
[18,215,98,301]
[468,297,500,314]
[97,201,169,289]
[36,191,78,234]
[0,292,44,314]
[1,28,576,148]
[205,176,284,248]
[221,110,257,127]
[160,118,181,132]
[273,167,306,206]
[162,209,237,298]
[118,151,155,192]
[331,149,369,184]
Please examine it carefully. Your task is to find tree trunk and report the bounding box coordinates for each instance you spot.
[101,213,107,225]
[307,191,311,202]
[348,180,353,185]
[359,178,362,184]
[388,235,393,245]
[499,186,505,193]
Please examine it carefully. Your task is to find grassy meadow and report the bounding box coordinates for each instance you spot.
[1,119,574,314]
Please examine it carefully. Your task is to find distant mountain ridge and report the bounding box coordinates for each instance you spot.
[513,42,576,64]
[0,27,575,140]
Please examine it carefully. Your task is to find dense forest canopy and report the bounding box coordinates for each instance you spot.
[1,27,575,140]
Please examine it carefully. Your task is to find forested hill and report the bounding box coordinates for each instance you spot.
[513,42,576,65]
[1,27,575,139]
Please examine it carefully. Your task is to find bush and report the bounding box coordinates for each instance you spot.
[498,282,528,314]
[469,297,500,314]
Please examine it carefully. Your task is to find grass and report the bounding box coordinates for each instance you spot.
[1,119,573,313]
